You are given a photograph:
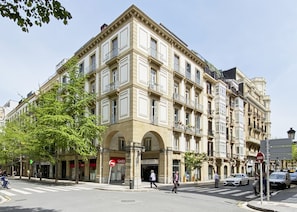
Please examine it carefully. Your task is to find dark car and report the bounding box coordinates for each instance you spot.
[269,171,291,189]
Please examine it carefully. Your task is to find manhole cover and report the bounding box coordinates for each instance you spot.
[121,200,136,203]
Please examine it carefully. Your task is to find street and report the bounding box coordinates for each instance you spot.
[0,179,252,212]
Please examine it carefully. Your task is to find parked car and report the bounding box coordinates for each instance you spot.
[289,172,297,184]
[223,173,249,186]
[269,171,291,189]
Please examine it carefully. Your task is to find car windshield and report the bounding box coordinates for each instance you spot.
[270,174,285,180]
[234,174,243,178]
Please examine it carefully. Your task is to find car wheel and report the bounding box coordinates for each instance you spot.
[288,184,291,189]
[239,181,242,186]
[247,180,249,185]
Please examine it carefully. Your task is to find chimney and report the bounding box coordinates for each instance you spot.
[100,23,108,31]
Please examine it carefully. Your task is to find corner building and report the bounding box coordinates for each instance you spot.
[8,5,271,185]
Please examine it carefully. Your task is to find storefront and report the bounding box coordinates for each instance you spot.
[110,157,125,183]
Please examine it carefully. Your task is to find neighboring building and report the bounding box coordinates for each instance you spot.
[0,100,18,131]
[5,5,271,185]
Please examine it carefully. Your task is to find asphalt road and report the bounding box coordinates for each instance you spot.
[0,179,251,212]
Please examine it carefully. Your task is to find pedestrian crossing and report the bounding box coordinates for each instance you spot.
[177,186,256,199]
[0,185,92,197]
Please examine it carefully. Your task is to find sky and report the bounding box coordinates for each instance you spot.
[0,0,296,138]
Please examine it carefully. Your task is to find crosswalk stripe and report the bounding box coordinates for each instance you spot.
[231,190,253,196]
[0,190,16,196]
[24,188,46,193]
[76,186,92,190]
[34,187,59,192]
[220,189,241,194]
[246,194,257,199]
[207,188,229,193]
[45,186,71,191]
[11,188,31,194]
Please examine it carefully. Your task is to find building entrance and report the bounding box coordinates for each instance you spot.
[141,165,158,182]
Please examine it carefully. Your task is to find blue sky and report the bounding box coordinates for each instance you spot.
[1,0,296,138]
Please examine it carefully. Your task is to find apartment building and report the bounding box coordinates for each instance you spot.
[5,5,270,185]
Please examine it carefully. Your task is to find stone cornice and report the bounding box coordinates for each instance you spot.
[75,5,206,68]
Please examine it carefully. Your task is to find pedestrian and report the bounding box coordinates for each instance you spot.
[149,170,158,189]
[171,171,179,193]
[214,172,220,188]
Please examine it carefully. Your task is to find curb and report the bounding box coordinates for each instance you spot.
[246,203,276,212]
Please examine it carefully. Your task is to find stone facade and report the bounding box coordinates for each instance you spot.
[5,5,270,185]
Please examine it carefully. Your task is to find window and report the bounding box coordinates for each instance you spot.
[144,138,152,151]
[206,82,212,94]
[186,139,190,151]
[195,115,200,130]
[174,54,180,72]
[173,137,179,151]
[185,89,190,104]
[111,99,117,124]
[62,75,67,84]
[195,141,199,153]
[90,81,95,93]
[118,137,125,151]
[174,108,179,123]
[111,37,118,58]
[174,82,179,94]
[90,54,96,71]
[151,99,157,124]
[207,141,213,156]
[185,112,190,125]
[195,69,200,84]
[79,62,84,75]
[150,38,157,58]
[186,62,191,79]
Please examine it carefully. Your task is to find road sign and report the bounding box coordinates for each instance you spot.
[109,159,116,167]
[256,152,265,163]
[260,138,292,160]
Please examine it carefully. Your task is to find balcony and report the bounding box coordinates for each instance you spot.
[148,82,163,98]
[185,99,195,110]
[105,81,120,97]
[173,93,185,106]
[105,49,119,67]
[173,66,184,80]
[148,48,163,67]
[194,128,202,137]
[195,103,203,113]
[173,121,184,132]
[207,110,214,118]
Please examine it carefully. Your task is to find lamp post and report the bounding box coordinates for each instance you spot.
[287,127,296,171]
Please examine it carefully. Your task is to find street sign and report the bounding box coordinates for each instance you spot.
[260,138,292,160]
[109,159,116,167]
[256,152,265,163]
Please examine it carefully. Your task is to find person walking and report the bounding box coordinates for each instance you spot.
[149,170,158,189]
[214,172,220,188]
[171,171,179,193]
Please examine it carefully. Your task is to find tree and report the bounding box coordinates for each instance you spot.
[184,152,208,181]
[29,57,106,183]
[0,0,72,32]
[0,114,32,178]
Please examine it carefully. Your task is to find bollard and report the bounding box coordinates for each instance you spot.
[129,179,134,189]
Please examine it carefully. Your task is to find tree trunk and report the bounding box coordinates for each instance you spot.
[75,154,79,184]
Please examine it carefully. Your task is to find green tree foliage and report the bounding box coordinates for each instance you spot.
[184,151,208,171]
[0,57,106,182]
[0,113,32,177]
[29,57,106,183]
[0,0,72,32]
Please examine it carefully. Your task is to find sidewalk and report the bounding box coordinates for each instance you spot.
[247,200,297,212]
